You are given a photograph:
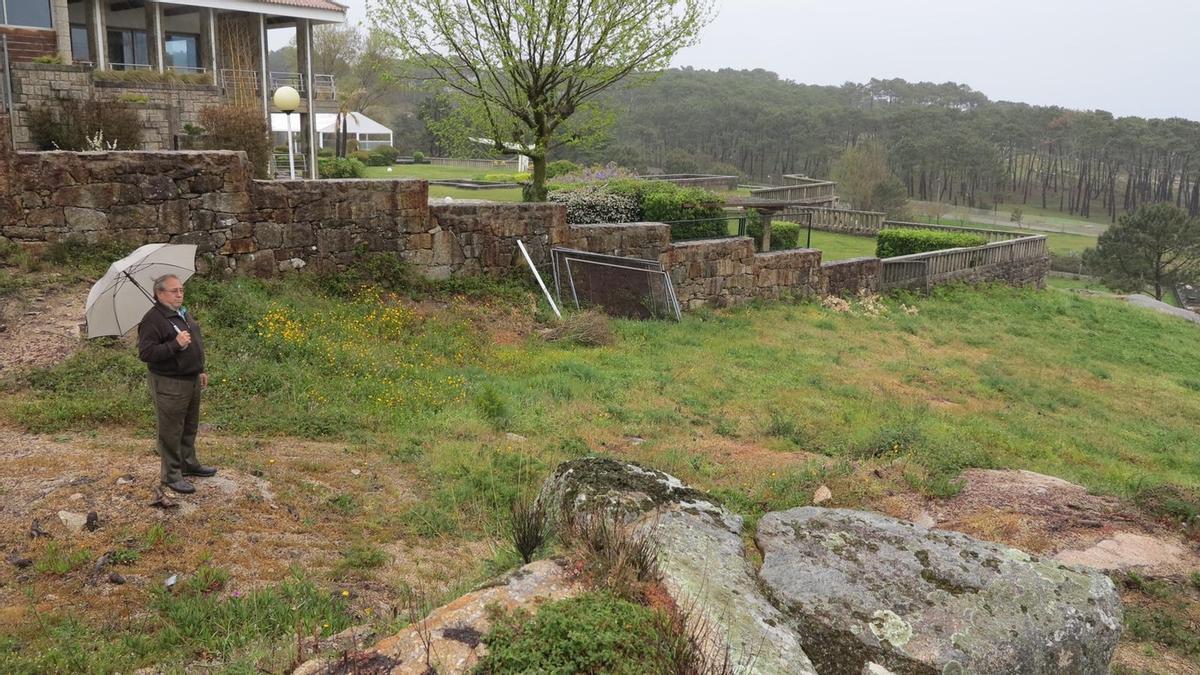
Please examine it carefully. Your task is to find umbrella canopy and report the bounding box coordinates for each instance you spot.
[85,244,197,338]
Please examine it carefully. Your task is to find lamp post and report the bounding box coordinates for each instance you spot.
[273,86,300,179]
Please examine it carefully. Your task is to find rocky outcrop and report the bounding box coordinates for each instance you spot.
[756,507,1123,675]
[540,457,817,675]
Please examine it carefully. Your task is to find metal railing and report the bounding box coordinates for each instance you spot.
[220,69,337,100]
[881,220,1024,243]
[661,215,749,241]
[881,235,1048,292]
[0,36,11,115]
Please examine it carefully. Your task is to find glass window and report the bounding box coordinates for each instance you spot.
[165,33,198,70]
[69,24,90,62]
[4,0,54,28]
[107,28,148,68]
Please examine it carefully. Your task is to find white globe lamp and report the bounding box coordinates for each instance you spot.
[273,86,301,179]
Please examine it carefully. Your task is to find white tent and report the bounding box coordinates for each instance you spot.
[271,112,394,150]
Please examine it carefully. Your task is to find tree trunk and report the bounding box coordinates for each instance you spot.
[528,153,548,202]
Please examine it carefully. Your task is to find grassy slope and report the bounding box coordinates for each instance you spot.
[4,272,1200,670]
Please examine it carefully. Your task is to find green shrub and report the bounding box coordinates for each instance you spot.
[317,147,335,158]
[27,98,142,151]
[548,179,726,238]
[412,151,427,163]
[93,69,210,85]
[546,159,580,179]
[199,105,272,179]
[747,219,802,251]
[476,593,678,675]
[367,146,400,166]
[876,228,987,258]
[350,150,371,164]
[32,54,63,64]
[318,157,366,179]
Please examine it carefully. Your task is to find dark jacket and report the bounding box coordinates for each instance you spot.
[137,302,205,377]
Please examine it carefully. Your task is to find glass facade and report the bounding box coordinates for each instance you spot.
[165,33,198,70]
[70,24,89,62]
[3,0,54,28]
[107,28,148,68]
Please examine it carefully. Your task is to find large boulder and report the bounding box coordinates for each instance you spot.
[756,508,1123,675]
[539,457,817,675]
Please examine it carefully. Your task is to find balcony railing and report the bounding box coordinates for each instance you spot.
[220,69,336,101]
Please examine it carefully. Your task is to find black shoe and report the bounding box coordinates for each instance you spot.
[163,479,196,494]
[183,465,217,477]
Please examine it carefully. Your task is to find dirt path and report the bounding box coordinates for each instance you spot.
[0,282,89,376]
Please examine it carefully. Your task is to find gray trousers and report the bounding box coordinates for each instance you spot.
[148,372,202,484]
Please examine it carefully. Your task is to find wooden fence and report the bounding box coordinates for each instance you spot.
[881,235,1048,292]
[750,179,838,204]
[428,157,519,169]
[881,220,1023,242]
[779,206,885,235]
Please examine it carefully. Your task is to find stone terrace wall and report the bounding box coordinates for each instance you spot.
[821,258,882,297]
[0,134,566,278]
[558,223,672,260]
[8,64,223,150]
[662,238,758,309]
[424,203,566,279]
[754,249,823,301]
[779,207,885,236]
[930,255,1049,290]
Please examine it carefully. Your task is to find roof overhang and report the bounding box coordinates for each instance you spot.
[155,0,346,24]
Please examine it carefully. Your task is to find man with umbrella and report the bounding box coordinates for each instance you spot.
[86,243,216,496]
[137,274,216,494]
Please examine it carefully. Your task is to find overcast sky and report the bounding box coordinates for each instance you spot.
[337,0,1199,120]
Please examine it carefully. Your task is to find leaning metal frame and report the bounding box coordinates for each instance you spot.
[550,247,682,321]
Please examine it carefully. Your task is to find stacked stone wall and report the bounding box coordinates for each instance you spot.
[753,248,823,300]
[0,140,569,279]
[820,257,882,297]
[558,223,672,260]
[930,256,1049,289]
[8,64,222,150]
[661,238,757,309]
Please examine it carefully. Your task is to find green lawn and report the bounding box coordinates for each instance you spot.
[363,164,524,202]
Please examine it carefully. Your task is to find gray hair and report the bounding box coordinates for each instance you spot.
[153,274,180,293]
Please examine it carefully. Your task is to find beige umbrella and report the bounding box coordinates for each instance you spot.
[84,244,197,338]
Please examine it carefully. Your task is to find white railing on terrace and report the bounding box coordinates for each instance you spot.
[220,69,337,100]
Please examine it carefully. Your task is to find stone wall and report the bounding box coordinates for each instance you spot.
[754,249,823,301]
[820,257,882,297]
[558,223,672,260]
[7,64,223,150]
[0,134,567,279]
[424,203,566,279]
[929,255,1049,290]
[662,238,758,309]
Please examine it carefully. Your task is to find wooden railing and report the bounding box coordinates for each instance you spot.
[779,206,885,234]
[882,220,1023,242]
[750,179,838,204]
[881,235,1048,292]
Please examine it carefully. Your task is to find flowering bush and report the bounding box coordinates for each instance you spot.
[548,186,640,224]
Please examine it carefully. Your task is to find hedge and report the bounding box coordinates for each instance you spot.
[747,219,802,251]
[876,228,987,258]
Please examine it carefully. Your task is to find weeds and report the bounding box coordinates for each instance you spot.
[338,543,388,573]
[34,542,92,575]
[475,385,511,431]
[509,495,550,564]
[544,309,616,347]
[563,511,659,601]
